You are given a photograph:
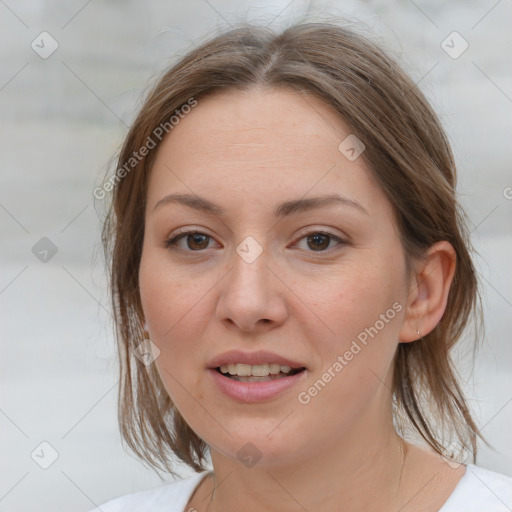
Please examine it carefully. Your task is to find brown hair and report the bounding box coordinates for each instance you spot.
[100,22,489,475]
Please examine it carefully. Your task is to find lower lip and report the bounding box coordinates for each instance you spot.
[208,368,308,403]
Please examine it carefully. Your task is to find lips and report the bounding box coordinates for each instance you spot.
[206,350,308,402]
[208,366,308,403]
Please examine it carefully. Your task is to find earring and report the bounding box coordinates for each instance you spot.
[142,321,150,343]
[416,328,421,339]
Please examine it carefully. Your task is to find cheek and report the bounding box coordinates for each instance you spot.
[139,240,209,331]
[309,254,405,379]
[320,261,399,332]
[138,250,207,378]
[296,267,404,426]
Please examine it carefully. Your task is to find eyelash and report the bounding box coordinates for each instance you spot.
[163,228,347,254]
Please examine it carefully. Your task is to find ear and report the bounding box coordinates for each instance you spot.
[398,241,456,343]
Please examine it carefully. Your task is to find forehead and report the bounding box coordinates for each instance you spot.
[146,87,386,217]
[157,87,345,162]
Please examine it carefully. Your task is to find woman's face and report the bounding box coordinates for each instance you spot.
[139,87,411,467]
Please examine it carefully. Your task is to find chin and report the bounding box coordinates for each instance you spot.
[205,422,307,469]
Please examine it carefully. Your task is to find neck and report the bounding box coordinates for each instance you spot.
[204,415,407,512]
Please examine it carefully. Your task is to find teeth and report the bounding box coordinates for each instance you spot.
[236,363,252,376]
[219,363,297,377]
[269,363,281,375]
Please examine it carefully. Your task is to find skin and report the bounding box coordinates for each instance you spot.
[139,87,465,512]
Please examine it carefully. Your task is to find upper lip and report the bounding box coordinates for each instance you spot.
[207,350,307,370]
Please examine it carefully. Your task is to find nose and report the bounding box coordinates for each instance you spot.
[215,245,288,334]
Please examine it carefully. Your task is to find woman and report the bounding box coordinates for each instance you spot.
[93,22,512,511]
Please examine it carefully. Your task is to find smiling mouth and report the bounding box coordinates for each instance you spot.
[216,365,306,382]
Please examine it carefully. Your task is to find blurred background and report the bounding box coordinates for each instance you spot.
[0,0,511,510]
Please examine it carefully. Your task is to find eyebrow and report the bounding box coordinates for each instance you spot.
[152,192,368,217]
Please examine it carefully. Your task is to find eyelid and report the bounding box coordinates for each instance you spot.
[170,226,211,238]
[167,224,346,239]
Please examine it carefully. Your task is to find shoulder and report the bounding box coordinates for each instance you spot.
[440,464,512,511]
[89,471,210,512]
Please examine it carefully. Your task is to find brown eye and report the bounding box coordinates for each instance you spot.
[165,231,214,251]
[295,231,345,252]
[306,233,331,251]
[185,233,210,250]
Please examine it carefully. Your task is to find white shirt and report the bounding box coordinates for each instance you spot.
[91,464,512,511]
